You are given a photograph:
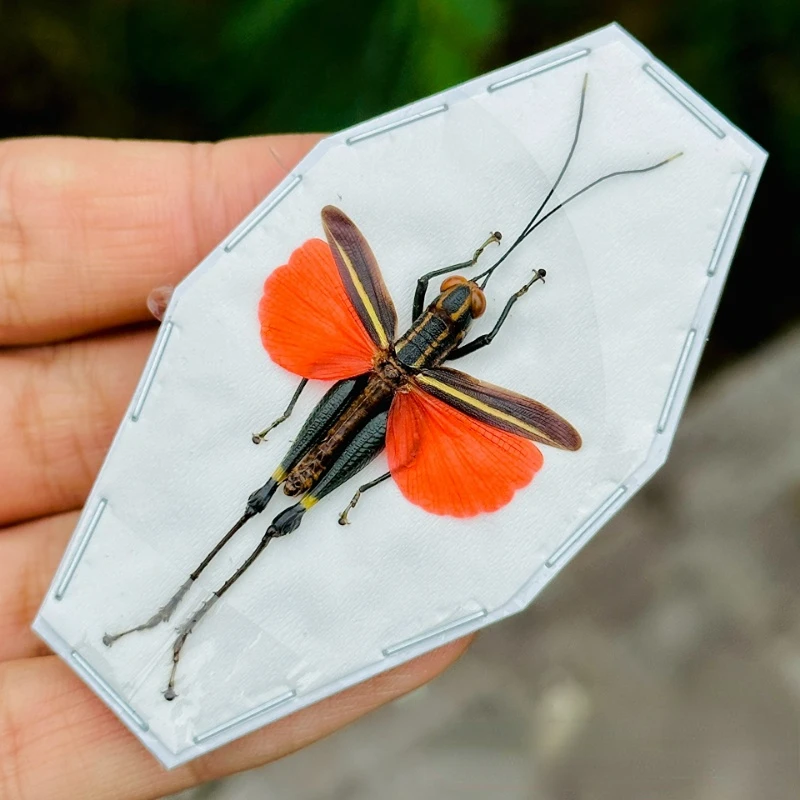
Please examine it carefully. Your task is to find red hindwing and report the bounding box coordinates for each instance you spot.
[259,238,379,380]
[386,385,544,517]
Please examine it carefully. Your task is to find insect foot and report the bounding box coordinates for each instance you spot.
[516,268,547,298]
[252,415,286,444]
[102,577,194,646]
[471,231,503,264]
[338,491,361,526]
[337,511,351,526]
[163,595,219,701]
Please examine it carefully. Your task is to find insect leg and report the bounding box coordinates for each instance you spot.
[161,411,389,698]
[163,491,314,700]
[252,378,308,444]
[102,486,278,647]
[338,472,391,525]
[104,378,365,647]
[164,529,277,700]
[412,231,501,319]
[448,269,547,360]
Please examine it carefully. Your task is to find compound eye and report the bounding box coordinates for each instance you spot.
[470,286,486,318]
[440,275,467,292]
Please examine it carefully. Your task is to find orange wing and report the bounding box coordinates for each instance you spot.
[386,385,543,517]
[259,238,379,380]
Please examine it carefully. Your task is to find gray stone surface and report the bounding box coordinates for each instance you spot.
[171,328,800,799]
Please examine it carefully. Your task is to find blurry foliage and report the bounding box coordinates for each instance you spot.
[0,0,797,372]
[504,0,800,372]
[0,0,505,137]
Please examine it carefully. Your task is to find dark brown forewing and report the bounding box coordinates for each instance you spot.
[415,366,582,450]
[321,205,398,349]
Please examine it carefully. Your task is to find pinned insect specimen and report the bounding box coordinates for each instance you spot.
[103,76,681,700]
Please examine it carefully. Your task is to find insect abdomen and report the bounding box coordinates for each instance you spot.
[283,375,393,495]
[307,411,389,503]
[275,376,365,483]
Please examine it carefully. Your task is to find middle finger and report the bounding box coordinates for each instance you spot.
[0,328,153,526]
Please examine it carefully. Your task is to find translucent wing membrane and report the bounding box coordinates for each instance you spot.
[259,238,378,380]
[322,205,398,349]
[386,386,544,517]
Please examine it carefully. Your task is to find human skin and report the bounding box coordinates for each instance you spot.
[0,135,472,800]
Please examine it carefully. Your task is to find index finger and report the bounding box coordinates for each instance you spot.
[0,135,320,345]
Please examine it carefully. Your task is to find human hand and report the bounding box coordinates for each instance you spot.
[0,135,472,800]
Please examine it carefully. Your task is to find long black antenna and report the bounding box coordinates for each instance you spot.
[514,154,683,242]
[475,74,682,290]
[475,73,589,289]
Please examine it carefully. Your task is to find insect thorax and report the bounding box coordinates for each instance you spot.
[394,306,470,370]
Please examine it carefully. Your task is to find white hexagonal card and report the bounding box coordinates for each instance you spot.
[35,23,766,767]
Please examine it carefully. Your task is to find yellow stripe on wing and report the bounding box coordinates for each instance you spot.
[416,374,560,445]
[331,238,389,348]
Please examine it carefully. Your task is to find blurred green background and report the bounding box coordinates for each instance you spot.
[1,0,797,374]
